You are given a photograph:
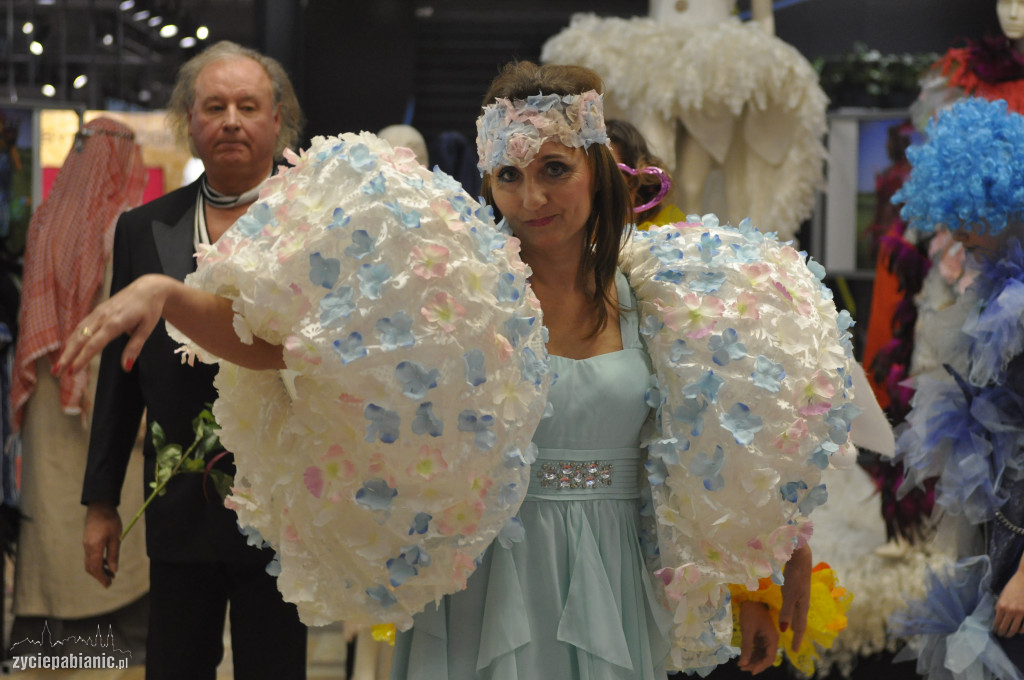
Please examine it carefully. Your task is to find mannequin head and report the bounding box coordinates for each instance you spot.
[998,0,1024,40]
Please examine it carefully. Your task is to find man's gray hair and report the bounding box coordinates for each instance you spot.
[166,40,303,158]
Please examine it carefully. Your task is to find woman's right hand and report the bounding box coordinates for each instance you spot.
[994,563,1024,637]
[57,273,177,375]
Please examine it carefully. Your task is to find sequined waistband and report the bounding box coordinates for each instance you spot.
[525,447,643,500]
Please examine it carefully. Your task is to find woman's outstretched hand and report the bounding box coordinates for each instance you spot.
[57,273,176,375]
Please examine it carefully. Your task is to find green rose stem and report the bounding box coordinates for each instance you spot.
[120,408,224,541]
[119,432,206,541]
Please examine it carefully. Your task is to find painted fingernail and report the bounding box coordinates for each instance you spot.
[125,357,135,371]
[780,622,789,632]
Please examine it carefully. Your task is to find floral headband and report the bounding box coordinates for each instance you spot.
[475,90,610,175]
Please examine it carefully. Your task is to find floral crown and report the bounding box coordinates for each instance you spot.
[475,90,609,175]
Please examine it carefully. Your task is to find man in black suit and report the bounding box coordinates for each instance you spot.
[81,41,307,679]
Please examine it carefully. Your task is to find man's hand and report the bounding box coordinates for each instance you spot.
[994,566,1024,637]
[779,543,812,651]
[83,501,122,588]
[737,600,779,674]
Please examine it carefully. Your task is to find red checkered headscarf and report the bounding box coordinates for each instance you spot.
[11,117,147,431]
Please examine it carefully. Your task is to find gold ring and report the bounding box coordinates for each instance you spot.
[81,326,92,338]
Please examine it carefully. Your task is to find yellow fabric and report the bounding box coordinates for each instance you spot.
[372,623,397,646]
[637,202,687,231]
[728,563,852,675]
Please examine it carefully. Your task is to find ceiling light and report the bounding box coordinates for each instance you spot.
[29,41,43,55]
[41,84,55,97]
[179,36,196,48]
[102,33,114,46]
[196,25,209,40]
[22,22,34,34]
[119,0,135,10]
[159,23,178,37]
[132,9,150,21]
[73,74,88,89]
[148,15,162,27]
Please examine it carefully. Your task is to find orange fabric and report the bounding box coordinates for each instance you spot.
[11,117,146,431]
[938,48,1024,114]
[862,237,903,411]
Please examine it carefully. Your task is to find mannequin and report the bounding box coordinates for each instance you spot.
[648,0,772,31]
[647,0,776,218]
[542,0,827,241]
[913,0,1024,126]
[998,0,1024,50]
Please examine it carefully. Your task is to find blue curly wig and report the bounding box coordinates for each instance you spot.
[893,98,1024,236]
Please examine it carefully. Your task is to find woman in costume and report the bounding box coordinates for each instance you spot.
[541,0,827,242]
[58,62,859,679]
[888,98,1024,679]
[607,118,685,231]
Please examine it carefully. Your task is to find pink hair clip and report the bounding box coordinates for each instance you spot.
[617,162,671,213]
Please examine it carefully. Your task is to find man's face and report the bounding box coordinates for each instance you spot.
[187,56,280,176]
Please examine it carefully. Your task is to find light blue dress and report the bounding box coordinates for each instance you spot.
[391,271,672,680]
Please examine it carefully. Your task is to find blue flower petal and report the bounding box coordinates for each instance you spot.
[751,355,786,392]
[309,252,341,289]
[395,361,440,400]
[320,286,355,328]
[376,311,415,350]
[798,483,828,515]
[683,370,724,403]
[364,404,400,443]
[497,517,526,548]
[362,172,387,195]
[408,512,432,535]
[333,332,367,364]
[410,402,444,437]
[780,480,808,503]
[458,410,496,450]
[720,403,763,445]
[355,478,397,510]
[519,346,548,386]
[345,230,376,259]
[385,201,421,228]
[386,555,418,587]
[347,143,378,171]
[328,207,350,230]
[358,263,392,299]
[672,398,708,438]
[496,272,521,302]
[463,349,487,387]
[365,584,397,607]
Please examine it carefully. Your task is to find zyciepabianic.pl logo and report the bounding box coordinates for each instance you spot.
[8,621,131,671]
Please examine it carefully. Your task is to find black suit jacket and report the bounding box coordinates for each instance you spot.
[82,179,266,563]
